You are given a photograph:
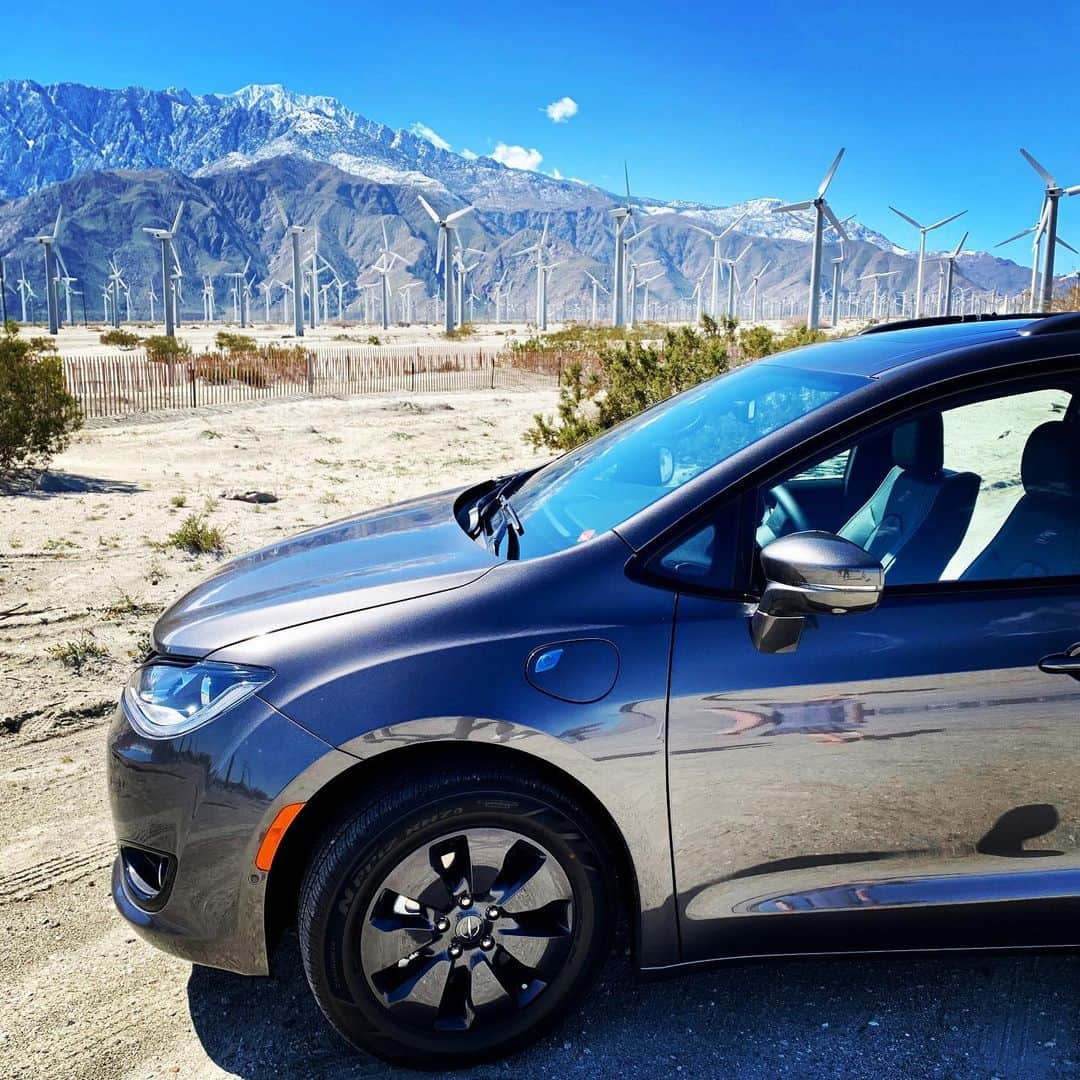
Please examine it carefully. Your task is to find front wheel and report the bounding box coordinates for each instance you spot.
[297,765,616,1067]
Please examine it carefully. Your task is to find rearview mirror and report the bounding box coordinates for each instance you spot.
[751,532,884,654]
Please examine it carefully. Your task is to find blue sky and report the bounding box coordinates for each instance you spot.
[6,0,1080,267]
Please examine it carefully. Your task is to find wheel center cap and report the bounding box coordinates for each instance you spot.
[456,914,484,941]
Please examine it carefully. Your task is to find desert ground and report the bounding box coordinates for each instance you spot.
[1,384,1078,1080]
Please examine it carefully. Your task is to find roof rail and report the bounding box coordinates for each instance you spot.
[858,312,1045,335]
[1017,311,1080,335]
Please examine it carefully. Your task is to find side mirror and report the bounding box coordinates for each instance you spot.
[751,531,884,654]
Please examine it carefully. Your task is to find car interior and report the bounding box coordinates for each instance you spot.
[754,384,1080,587]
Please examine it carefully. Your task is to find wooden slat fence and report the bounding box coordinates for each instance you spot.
[64,345,564,419]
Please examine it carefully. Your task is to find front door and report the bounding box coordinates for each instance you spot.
[666,382,1080,960]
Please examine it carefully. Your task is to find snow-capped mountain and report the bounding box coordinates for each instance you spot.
[0,78,1034,320]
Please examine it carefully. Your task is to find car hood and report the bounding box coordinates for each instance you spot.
[153,486,493,657]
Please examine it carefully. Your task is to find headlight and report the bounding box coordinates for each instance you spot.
[124,660,274,738]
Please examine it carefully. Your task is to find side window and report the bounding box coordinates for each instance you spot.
[755,384,1078,587]
[942,389,1075,581]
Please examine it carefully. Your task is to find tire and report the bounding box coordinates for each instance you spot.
[297,763,616,1068]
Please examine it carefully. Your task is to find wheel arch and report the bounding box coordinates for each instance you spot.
[265,739,644,962]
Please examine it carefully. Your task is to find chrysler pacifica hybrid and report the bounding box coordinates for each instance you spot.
[109,313,1080,1066]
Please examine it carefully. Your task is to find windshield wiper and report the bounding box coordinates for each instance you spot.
[468,474,523,539]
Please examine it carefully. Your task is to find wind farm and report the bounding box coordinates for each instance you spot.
[2,81,1073,351]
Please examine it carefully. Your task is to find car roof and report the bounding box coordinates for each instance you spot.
[760,317,1047,379]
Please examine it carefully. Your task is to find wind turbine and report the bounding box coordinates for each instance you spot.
[722,242,753,319]
[860,269,902,320]
[689,211,748,319]
[771,148,847,329]
[637,271,663,322]
[417,195,474,332]
[399,281,421,323]
[370,220,406,330]
[34,208,65,334]
[16,262,35,323]
[584,271,609,324]
[147,279,158,323]
[936,231,970,317]
[997,199,1078,310]
[60,273,77,325]
[492,266,511,324]
[626,254,659,329]
[271,194,306,337]
[142,201,184,337]
[202,275,216,323]
[888,205,967,319]
[610,164,647,327]
[1018,148,1080,311]
[107,259,127,328]
[748,259,771,323]
[454,244,483,327]
[514,216,555,330]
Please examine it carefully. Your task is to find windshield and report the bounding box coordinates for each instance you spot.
[500,362,866,559]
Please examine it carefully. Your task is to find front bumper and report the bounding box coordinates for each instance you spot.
[107,691,353,975]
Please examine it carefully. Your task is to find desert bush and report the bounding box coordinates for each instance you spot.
[4,319,20,336]
[366,334,382,345]
[99,329,141,348]
[444,323,477,340]
[167,513,226,555]
[144,336,191,363]
[215,331,257,353]
[526,326,729,452]
[47,634,109,671]
[0,329,82,476]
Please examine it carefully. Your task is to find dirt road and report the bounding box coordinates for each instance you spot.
[1,388,1077,1079]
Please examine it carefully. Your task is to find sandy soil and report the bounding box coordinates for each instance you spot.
[1,384,1077,1080]
[0,386,556,1079]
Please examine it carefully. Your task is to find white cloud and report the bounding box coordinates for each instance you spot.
[491,142,544,171]
[550,167,564,180]
[461,148,478,160]
[409,122,451,151]
[545,96,579,124]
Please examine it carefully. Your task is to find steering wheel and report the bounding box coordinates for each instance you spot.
[757,483,812,549]
[767,483,811,533]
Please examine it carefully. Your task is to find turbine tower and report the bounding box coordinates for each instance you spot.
[272,194,306,337]
[748,260,771,323]
[34,208,65,335]
[860,269,901,320]
[689,211,748,319]
[371,219,406,330]
[888,205,967,318]
[937,231,970,317]
[722,242,752,318]
[771,149,847,330]
[417,195,474,333]
[142,201,184,337]
[610,164,637,327]
[1019,148,1080,312]
[584,271,609,324]
[514,215,553,330]
[996,206,1077,309]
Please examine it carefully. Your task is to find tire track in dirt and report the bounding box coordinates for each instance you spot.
[0,839,116,901]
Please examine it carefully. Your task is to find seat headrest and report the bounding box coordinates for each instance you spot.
[1021,421,1080,498]
[892,414,944,478]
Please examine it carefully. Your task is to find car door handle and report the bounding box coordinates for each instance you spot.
[1038,645,1080,678]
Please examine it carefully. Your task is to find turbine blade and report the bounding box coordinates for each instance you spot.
[52,207,62,239]
[171,200,185,236]
[772,201,812,213]
[382,219,390,251]
[1056,235,1079,254]
[952,231,969,257]
[817,148,845,197]
[889,206,923,230]
[995,225,1036,246]
[718,210,749,239]
[926,209,967,232]
[445,204,474,224]
[822,202,848,241]
[417,194,440,223]
[1020,148,1056,188]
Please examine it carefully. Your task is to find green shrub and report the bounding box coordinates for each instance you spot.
[526,326,729,452]
[167,513,226,555]
[215,331,257,353]
[144,336,191,363]
[47,634,109,671]
[4,319,20,336]
[366,334,381,345]
[0,330,82,476]
[99,329,141,348]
